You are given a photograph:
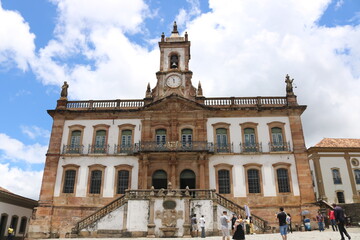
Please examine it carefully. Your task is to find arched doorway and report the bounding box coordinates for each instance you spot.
[152,170,167,189]
[180,169,196,189]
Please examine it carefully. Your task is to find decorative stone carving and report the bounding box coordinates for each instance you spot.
[155,209,183,227]
[60,81,69,100]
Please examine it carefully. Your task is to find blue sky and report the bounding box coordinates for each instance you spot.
[0,0,359,200]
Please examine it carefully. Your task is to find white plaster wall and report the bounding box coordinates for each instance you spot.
[0,202,33,236]
[209,154,300,197]
[163,48,185,71]
[190,200,214,231]
[89,205,125,230]
[61,119,142,152]
[207,117,292,153]
[320,156,354,203]
[309,160,319,199]
[126,200,148,232]
[54,156,139,197]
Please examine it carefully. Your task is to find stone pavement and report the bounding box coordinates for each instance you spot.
[54,228,360,240]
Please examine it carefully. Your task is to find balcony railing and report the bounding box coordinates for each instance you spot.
[88,144,110,154]
[114,144,138,154]
[136,141,214,152]
[269,142,291,152]
[62,145,84,154]
[240,142,262,153]
[214,143,233,153]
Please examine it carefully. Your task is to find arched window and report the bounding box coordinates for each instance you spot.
[10,215,18,234]
[277,168,290,193]
[170,54,179,69]
[271,127,283,144]
[121,130,132,147]
[152,170,167,189]
[70,130,81,153]
[63,169,76,193]
[218,170,230,194]
[216,128,228,152]
[156,129,166,145]
[354,169,360,184]
[117,170,129,194]
[94,130,107,153]
[89,170,102,194]
[336,191,345,203]
[180,169,196,189]
[19,217,27,234]
[332,169,342,184]
[247,169,260,193]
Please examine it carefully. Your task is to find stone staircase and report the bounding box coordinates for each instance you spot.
[71,189,268,236]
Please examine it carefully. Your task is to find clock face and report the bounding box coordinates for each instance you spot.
[166,75,182,88]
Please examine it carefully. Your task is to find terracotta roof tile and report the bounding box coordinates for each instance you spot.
[315,138,360,148]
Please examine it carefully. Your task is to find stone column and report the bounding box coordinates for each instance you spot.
[344,153,360,203]
[147,197,156,237]
[198,154,206,189]
[312,156,327,200]
[141,154,149,189]
[183,196,191,237]
[212,201,218,235]
[169,153,177,187]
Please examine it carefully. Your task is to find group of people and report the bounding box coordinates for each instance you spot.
[220,211,254,240]
[191,214,206,238]
[277,204,351,240]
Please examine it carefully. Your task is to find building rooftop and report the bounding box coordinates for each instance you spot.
[314,138,360,148]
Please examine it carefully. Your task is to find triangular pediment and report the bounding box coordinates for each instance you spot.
[143,94,210,112]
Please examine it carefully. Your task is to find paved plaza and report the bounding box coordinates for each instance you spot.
[52,228,360,240]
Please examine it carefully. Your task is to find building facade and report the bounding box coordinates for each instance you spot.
[0,187,37,240]
[308,138,360,204]
[28,23,316,238]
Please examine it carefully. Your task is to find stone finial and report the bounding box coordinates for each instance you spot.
[285,74,294,96]
[197,81,203,96]
[146,82,152,98]
[161,32,165,42]
[172,21,178,34]
[185,31,188,41]
[60,81,69,100]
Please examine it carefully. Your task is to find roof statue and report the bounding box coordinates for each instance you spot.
[285,74,294,96]
[60,81,69,100]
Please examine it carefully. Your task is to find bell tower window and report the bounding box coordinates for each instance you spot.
[170,54,179,69]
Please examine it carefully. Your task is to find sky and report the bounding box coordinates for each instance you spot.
[0,0,359,200]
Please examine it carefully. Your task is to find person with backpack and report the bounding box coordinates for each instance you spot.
[276,207,288,240]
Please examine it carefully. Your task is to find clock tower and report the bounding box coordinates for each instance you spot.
[150,22,197,101]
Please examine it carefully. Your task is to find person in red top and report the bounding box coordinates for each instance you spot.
[328,209,338,231]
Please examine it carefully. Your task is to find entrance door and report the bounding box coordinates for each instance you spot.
[152,170,167,189]
[180,169,196,189]
[0,214,8,240]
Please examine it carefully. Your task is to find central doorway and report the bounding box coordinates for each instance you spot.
[152,170,168,189]
[180,169,196,189]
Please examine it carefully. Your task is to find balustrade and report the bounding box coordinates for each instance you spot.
[62,145,84,154]
[88,144,110,154]
[268,142,291,152]
[240,142,262,153]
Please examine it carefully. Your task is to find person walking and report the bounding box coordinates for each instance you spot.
[199,215,206,238]
[276,207,288,240]
[232,219,245,240]
[286,213,292,233]
[328,209,338,231]
[332,203,351,240]
[220,211,231,240]
[231,214,237,234]
[316,212,325,232]
[191,214,198,237]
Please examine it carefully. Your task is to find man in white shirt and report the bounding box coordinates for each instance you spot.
[199,215,206,238]
[220,211,230,240]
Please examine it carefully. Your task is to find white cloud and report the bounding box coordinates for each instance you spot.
[0,133,47,164]
[0,163,42,200]
[0,1,35,70]
[21,125,50,140]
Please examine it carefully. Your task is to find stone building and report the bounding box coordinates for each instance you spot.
[308,138,360,204]
[0,187,37,240]
[28,23,316,238]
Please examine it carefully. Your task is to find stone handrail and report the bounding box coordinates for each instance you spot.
[73,195,127,233]
[214,193,268,232]
[65,99,144,109]
[204,97,287,107]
